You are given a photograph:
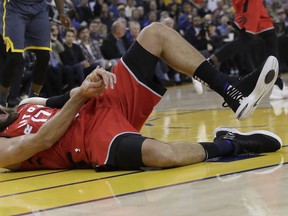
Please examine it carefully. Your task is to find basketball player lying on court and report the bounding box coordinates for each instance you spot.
[0,23,282,171]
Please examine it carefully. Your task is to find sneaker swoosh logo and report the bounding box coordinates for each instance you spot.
[253,93,265,107]
[238,104,248,119]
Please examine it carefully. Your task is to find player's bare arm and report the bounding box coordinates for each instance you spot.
[0,68,116,169]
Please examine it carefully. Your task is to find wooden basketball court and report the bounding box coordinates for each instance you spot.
[1,83,288,216]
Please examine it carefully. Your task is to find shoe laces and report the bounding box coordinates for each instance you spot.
[223,85,245,108]
[222,131,235,140]
[221,132,260,154]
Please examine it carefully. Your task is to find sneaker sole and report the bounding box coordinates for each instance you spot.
[236,56,279,120]
[213,127,282,148]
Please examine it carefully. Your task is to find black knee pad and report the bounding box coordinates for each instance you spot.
[32,50,50,84]
[34,50,50,65]
[6,52,24,65]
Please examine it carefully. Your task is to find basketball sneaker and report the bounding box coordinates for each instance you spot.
[222,56,279,120]
[213,127,282,155]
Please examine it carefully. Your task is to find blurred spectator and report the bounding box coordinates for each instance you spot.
[43,23,66,97]
[60,29,88,88]
[159,16,183,85]
[167,2,180,27]
[109,0,120,18]
[93,0,105,17]
[89,17,108,44]
[126,21,141,43]
[198,0,212,17]
[100,2,114,31]
[216,15,232,38]
[78,26,117,72]
[211,8,222,26]
[125,0,136,18]
[177,1,193,33]
[130,8,145,28]
[274,8,288,37]
[147,0,161,19]
[137,6,146,26]
[184,15,207,51]
[76,0,94,25]
[117,3,129,22]
[101,18,131,60]
[67,7,82,30]
[143,11,158,27]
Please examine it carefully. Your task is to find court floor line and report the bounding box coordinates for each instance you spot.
[16,162,288,216]
[0,170,142,199]
[0,170,69,183]
[2,147,286,199]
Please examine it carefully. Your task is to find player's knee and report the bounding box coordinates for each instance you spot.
[34,50,50,65]
[7,52,24,65]
[143,22,166,39]
[142,139,177,167]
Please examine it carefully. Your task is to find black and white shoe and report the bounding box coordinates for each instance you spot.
[223,56,279,120]
[213,127,282,155]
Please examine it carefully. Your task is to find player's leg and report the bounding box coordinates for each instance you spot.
[260,29,287,100]
[258,4,288,100]
[209,0,259,65]
[143,128,281,168]
[136,23,279,120]
[109,134,206,169]
[137,22,205,75]
[110,128,282,169]
[25,2,50,97]
[28,50,50,97]
[141,139,205,167]
[0,2,25,108]
[209,31,254,66]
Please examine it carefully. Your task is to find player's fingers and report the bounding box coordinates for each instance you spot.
[99,69,110,89]
[105,72,117,89]
[108,73,116,89]
[87,66,101,81]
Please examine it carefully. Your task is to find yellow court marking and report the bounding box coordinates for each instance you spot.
[0,170,138,197]
[0,108,287,215]
[0,170,67,181]
[0,149,287,215]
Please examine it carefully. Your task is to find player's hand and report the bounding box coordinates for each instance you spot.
[80,66,117,98]
[92,66,117,89]
[59,14,71,29]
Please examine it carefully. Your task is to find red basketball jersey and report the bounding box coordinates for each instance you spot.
[0,59,162,170]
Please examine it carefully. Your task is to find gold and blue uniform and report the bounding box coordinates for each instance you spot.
[0,0,51,52]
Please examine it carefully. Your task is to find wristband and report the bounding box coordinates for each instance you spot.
[46,91,70,108]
